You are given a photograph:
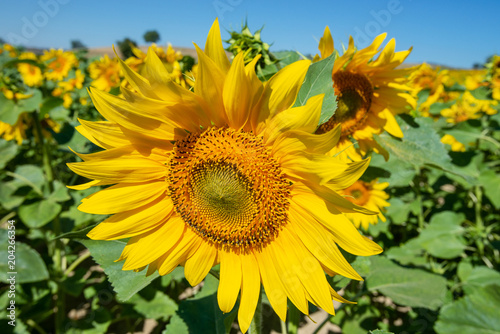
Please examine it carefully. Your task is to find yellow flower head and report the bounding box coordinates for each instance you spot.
[17,52,43,87]
[58,69,85,93]
[408,63,449,112]
[441,91,498,123]
[340,180,390,230]
[0,113,29,145]
[41,49,78,81]
[68,20,382,332]
[440,134,466,152]
[2,43,18,57]
[89,55,122,92]
[314,27,417,161]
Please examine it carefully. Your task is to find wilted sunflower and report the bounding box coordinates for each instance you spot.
[69,20,382,332]
[340,180,390,230]
[314,27,416,160]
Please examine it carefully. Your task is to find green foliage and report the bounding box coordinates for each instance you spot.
[293,52,337,126]
[143,30,160,43]
[116,37,137,58]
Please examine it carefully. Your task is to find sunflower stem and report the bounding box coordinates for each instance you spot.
[287,303,300,334]
[249,290,263,334]
[280,318,287,334]
[30,110,65,334]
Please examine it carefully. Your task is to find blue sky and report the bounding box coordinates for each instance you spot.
[1,0,498,68]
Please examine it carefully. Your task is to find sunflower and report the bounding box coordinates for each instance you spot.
[17,52,43,87]
[89,55,122,92]
[41,49,78,81]
[68,20,382,332]
[0,113,28,145]
[314,27,416,161]
[441,91,498,123]
[407,63,448,114]
[340,180,390,230]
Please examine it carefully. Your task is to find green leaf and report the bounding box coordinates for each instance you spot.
[385,239,426,266]
[54,223,98,240]
[385,198,411,224]
[366,256,447,310]
[0,180,28,210]
[0,89,43,125]
[48,180,71,202]
[366,153,416,188]
[0,139,18,168]
[9,164,45,194]
[435,284,500,334]
[39,96,64,119]
[0,230,49,283]
[469,86,491,100]
[175,274,236,334]
[293,53,337,126]
[163,314,190,334]
[370,330,394,334]
[18,199,61,228]
[478,169,500,208]
[459,265,500,295]
[131,290,178,320]
[79,239,160,301]
[375,117,473,183]
[417,211,466,259]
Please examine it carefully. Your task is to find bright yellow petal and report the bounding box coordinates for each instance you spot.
[218,250,242,313]
[87,194,174,240]
[122,216,185,270]
[318,26,334,59]
[238,252,261,334]
[264,94,323,144]
[223,53,253,129]
[78,181,167,214]
[158,228,201,276]
[204,18,231,73]
[184,241,217,286]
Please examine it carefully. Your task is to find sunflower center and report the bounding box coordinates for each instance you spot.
[316,71,373,137]
[168,127,291,251]
[344,181,371,206]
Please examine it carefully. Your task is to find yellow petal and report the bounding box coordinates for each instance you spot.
[122,216,185,270]
[158,228,201,276]
[252,60,311,134]
[67,155,166,184]
[87,194,174,240]
[319,26,334,59]
[291,191,383,256]
[381,108,404,138]
[272,125,341,159]
[78,181,167,214]
[184,241,217,286]
[268,239,309,315]
[238,252,261,333]
[223,53,253,129]
[218,250,242,313]
[328,158,371,190]
[289,206,362,280]
[194,44,227,126]
[254,249,288,322]
[279,228,335,314]
[280,151,348,185]
[76,119,130,149]
[264,94,323,145]
[204,19,231,73]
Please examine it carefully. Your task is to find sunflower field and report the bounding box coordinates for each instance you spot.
[0,20,499,334]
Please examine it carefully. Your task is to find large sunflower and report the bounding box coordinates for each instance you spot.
[314,27,416,160]
[69,20,382,332]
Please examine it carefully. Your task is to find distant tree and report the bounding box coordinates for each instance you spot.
[472,63,483,69]
[71,40,87,50]
[0,37,5,44]
[143,30,160,43]
[117,37,137,58]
